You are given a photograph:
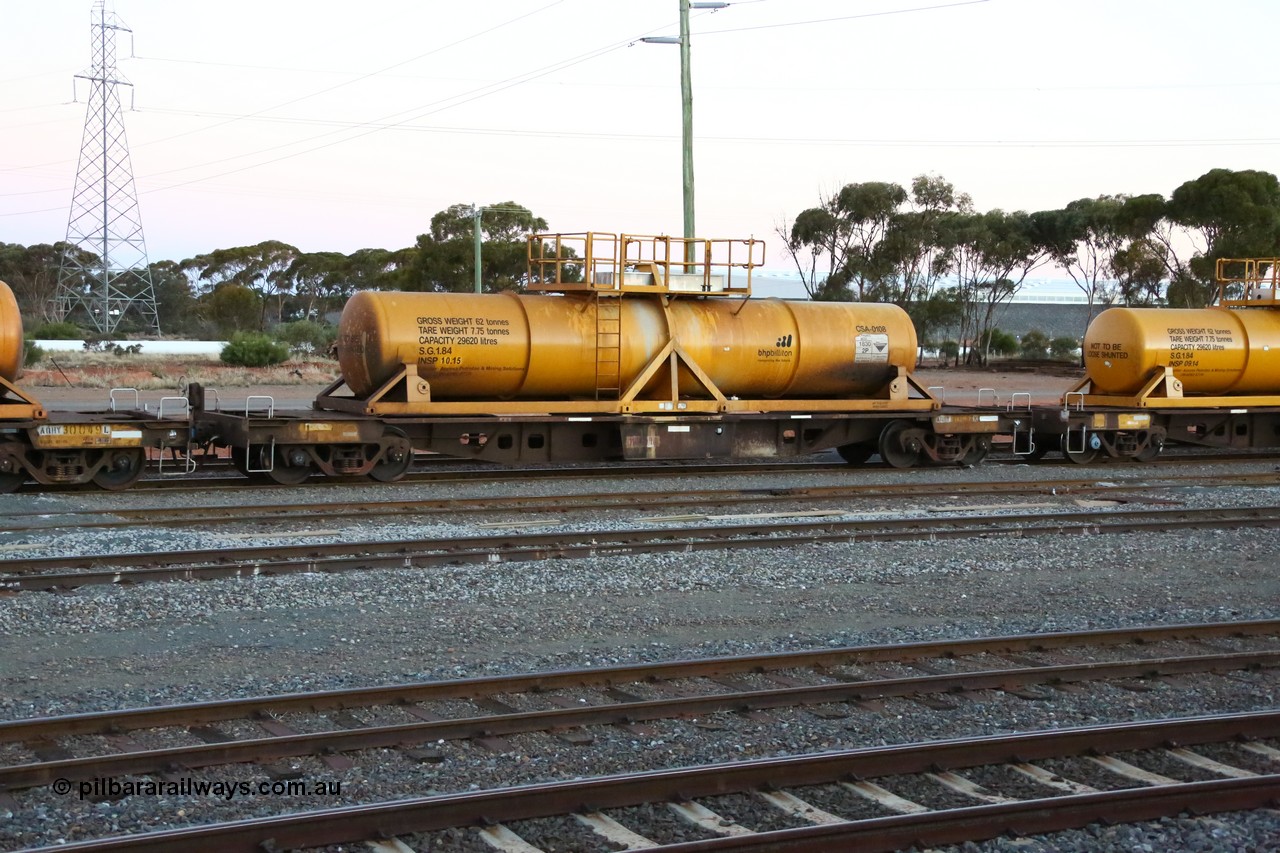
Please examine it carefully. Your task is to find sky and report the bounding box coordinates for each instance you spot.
[2,0,1279,277]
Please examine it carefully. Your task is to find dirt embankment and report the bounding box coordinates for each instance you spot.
[914,364,1082,406]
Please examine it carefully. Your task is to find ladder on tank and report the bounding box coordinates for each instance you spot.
[594,292,621,400]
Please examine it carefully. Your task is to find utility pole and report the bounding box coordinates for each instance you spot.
[473,205,484,293]
[642,1,728,260]
[54,1,160,335]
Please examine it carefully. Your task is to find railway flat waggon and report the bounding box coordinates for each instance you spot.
[11,247,1280,491]
[1025,258,1280,463]
[0,280,194,492]
[301,232,1001,470]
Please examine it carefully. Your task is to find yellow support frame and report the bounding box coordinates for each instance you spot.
[1061,368,1280,409]
[0,376,45,420]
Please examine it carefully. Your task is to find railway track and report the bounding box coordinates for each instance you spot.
[2,620,1275,794]
[6,470,1280,534]
[26,711,1266,853]
[18,445,1280,494]
[4,620,1278,852]
[5,466,1274,532]
[6,502,1280,591]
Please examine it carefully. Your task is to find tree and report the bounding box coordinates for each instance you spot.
[779,181,907,301]
[280,252,348,321]
[0,241,95,325]
[203,284,262,337]
[1110,238,1166,305]
[779,203,847,300]
[345,247,413,293]
[944,210,1052,366]
[405,202,546,293]
[1041,196,1127,336]
[181,241,299,327]
[148,260,204,336]
[1119,169,1280,307]
[875,175,970,359]
[872,177,969,299]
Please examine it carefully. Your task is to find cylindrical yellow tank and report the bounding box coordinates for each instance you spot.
[0,281,23,383]
[1084,306,1280,395]
[337,291,917,400]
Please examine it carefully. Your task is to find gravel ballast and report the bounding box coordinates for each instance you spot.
[1,454,1278,851]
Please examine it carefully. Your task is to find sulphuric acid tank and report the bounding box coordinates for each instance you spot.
[1084,306,1280,395]
[337,290,917,401]
[0,281,23,383]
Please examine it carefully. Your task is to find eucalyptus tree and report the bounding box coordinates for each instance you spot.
[280,251,348,322]
[147,259,205,335]
[0,242,90,324]
[872,175,970,360]
[780,181,907,301]
[1110,238,1167,306]
[345,247,415,293]
[180,240,300,327]
[945,209,1053,366]
[1041,196,1128,336]
[1119,169,1280,307]
[406,202,546,293]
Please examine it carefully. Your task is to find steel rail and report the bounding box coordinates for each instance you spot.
[28,446,1279,494]
[2,619,1270,743]
[3,649,1277,792]
[648,778,1280,851]
[5,503,1280,590]
[101,459,859,492]
[6,471,1279,533]
[13,711,1280,853]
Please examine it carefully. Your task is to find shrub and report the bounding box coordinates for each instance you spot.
[220,332,291,367]
[23,341,45,367]
[979,328,1018,357]
[1050,336,1080,360]
[1019,329,1050,359]
[938,340,960,359]
[272,319,337,357]
[29,321,82,340]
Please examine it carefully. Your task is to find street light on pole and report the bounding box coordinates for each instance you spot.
[641,1,728,260]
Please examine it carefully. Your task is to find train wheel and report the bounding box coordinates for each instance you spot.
[836,442,875,466]
[1062,430,1106,465]
[1062,436,1099,465]
[878,420,922,469]
[960,440,991,466]
[1023,439,1054,462]
[231,446,270,481]
[266,446,313,485]
[369,428,412,482]
[0,471,24,493]
[91,449,145,490]
[1134,437,1163,462]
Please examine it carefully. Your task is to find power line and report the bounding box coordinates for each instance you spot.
[0,2,568,178]
[692,0,992,36]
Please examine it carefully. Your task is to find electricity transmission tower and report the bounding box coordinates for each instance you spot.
[54,1,160,335]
